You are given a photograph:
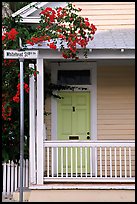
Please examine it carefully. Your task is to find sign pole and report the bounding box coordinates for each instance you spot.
[19,58,24,202]
[3,48,38,202]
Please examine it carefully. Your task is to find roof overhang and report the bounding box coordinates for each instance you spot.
[23,48,135,60]
[23,29,135,59]
[12,2,68,18]
[12,2,135,59]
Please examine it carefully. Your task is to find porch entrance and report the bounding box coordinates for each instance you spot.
[57,91,90,176]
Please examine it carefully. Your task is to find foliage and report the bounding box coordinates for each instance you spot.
[26,3,97,60]
[2,16,37,162]
[2,3,97,162]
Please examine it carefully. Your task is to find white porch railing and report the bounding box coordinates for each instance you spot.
[2,159,29,196]
[43,140,135,182]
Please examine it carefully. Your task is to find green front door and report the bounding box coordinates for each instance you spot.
[57,91,90,175]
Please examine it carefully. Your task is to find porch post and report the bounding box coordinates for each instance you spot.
[29,64,36,185]
[36,58,44,184]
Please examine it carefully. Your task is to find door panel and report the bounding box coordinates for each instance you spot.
[57,92,90,175]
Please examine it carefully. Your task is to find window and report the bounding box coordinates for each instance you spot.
[58,70,91,85]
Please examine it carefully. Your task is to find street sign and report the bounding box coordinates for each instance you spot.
[4,50,38,59]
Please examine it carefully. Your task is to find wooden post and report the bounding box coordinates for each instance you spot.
[29,64,36,185]
[36,58,44,184]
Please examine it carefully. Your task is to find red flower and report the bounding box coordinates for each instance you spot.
[17,83,20,90]
[40,7,53,15]
[24,83,28,89]
[49,42,56,50]
[62,52,68,59]
[7,28,18,41]
[40,7,56,22]
[90,24,97,33]
[37,25,41,29]
[31,37,39,44]
[33,71,37,77]
[58,34,65,39]
[13,95,20,103]
[26,40,34,46]
[85,21,90,27]
[2,35,6,41]
[2,102,12,120]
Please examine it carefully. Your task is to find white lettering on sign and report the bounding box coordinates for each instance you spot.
[4,50,38,59]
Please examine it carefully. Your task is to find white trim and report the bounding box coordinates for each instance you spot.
[37,49,135,59]
[91,64,97,140]
[12,2,38,17]
[30,183,135,190]
[51,62,97,142]
[51,68,58,141]
[29,64,36,185]
[17,17,41,24]
[12,2,68,18]
[20,2,49,18]
[43,140,135,147]
[43,177,135,183]
[36,58,44,184]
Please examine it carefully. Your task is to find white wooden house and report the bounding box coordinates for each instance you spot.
[12,2,135,202]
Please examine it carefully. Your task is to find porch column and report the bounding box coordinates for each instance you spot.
[29,64,36,185]
[36,58,44,184]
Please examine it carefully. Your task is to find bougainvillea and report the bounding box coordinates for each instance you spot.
[26,3,97,60]
[2,3,97,161]
[2,16,38,161]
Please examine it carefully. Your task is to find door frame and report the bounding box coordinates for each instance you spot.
[51,61,97,141]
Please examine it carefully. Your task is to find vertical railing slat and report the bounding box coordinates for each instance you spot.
[85,147,87,177]
[71,147,73,177]
[11,161,14,194]
[56,147,58,177]
[47,147,49,177]
[115,147,117,178]
[14,163,17,191]
[23,159,26,187]
[25,159,29,187]
[100,147,102,178]
[129,147,132,178]
[66,147,68,178]
[75,147,77,177]
[3,162,6,196]
[120,147,122,178]
[51,147,54,177]
[95,147,97,177]
[124,147,127,178]
[18,161,20,188]
[105,147,107,178]
[110,147,112,178]
[61,147,63,177]
[7,160,10,195]
[80,147,82,177]
[90,147,92,178]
